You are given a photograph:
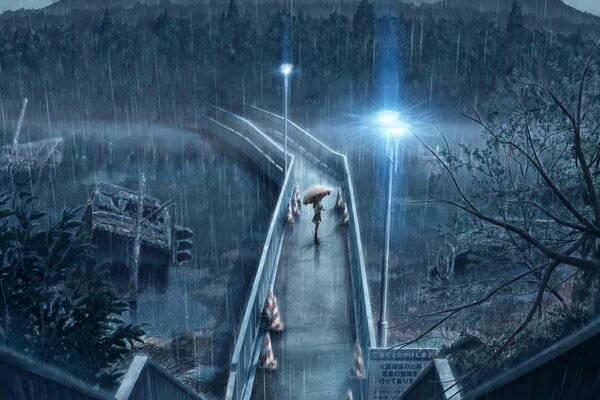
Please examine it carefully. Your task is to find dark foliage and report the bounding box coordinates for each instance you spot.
[0,1,595,122]
[439,295,600,388]
[0,175,145,388]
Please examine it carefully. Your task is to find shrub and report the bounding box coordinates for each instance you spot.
[0,177,145,388]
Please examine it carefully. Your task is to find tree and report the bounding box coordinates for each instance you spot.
[352,0,375,41]
[410,43,600,385]
[152,9,179,59]
[0,176,144,388]
[351,0,376,101]
[507,0,525,39]
[99,7,113,36]
[217,0,253,66]
[227,0,239,22]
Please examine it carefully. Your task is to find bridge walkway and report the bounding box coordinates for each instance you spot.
[251,154,357,400]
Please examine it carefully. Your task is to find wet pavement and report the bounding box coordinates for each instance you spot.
[251,156,356,400]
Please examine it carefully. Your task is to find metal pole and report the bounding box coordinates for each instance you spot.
[378,138,396,348]
[283,74,289,173]
[12,98,28,154]
[130,174,145,322]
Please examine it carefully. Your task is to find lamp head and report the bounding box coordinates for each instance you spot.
[376,110,400,126]
[280,63,293,76]
[375,110,409,137]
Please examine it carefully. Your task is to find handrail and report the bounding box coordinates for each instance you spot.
[225,157,295,400]
[203,109,296,400]
[115,356,206,400]
[0,345,112,400]
[246,105,342,157]
[463,316,600,399]
[208,105,284,153]
[244,106,345,180]
[200,116,284,184]
[206,107,286,173]
[398,359,461,400]
[342,154,377,347]
[400,319,600,399]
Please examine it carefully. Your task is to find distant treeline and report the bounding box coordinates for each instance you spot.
[0,0,594,125]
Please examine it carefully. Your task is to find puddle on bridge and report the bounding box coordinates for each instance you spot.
[4,120,278,397]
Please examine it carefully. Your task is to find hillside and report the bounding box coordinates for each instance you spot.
[1,0,593,36]
[427,0,600,29]
[41,0,196,15]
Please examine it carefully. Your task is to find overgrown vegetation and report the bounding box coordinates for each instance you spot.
[441,294,600,383]
[0,174,144,388]
[411,45,600,387]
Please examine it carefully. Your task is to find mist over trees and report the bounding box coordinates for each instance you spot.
[0,0,595,124]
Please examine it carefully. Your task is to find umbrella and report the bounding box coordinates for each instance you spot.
[303,185,332,205]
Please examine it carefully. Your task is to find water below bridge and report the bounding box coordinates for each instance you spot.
[2,119,279,397]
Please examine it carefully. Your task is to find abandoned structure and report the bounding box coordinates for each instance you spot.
[79,182,194,283]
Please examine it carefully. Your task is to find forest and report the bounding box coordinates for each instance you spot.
[0,0,594,125]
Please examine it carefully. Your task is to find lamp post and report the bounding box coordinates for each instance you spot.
[375,110,408,348]
[280,63,293,173]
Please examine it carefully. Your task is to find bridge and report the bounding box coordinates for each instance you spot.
[202,106,376,400]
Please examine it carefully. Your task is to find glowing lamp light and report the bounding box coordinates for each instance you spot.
[280,63,293,76]
[375,110,409,137]
[376,110,400,126]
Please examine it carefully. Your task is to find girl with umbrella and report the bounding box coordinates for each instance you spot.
[303,186,331,245]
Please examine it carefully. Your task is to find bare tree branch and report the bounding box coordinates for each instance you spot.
[431,194,600,272]
[469,108,598,232]
[573,39,600,225]
[413,128,600,272]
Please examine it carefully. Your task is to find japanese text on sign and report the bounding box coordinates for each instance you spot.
[367,348,437,400]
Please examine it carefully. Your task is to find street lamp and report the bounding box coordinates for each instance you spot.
[280,63,293,173]
[375,110,408,348]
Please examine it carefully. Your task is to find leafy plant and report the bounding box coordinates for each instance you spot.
[0,177,145,388]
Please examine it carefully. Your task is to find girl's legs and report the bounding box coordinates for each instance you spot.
[314,223,320,244]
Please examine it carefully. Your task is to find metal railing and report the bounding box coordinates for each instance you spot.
[1,346,209,400]
[208,106,285,166]
[0,346,112,400]
[398,359,461,400]
[115,356,205,400]
[199,116,284,185]
[224,158,295,400]
[341,154,377,357]
[401,316,600,400]
[201,107,297,400]
[243,106,377,398]
[244,106,345,180]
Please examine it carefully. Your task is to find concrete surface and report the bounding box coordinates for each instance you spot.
[251,156,357,400]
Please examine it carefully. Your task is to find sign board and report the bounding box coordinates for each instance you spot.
[367,348,437,400]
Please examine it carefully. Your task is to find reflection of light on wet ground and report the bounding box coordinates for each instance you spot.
[4,120,277,378]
